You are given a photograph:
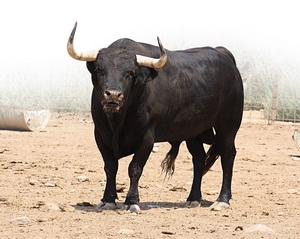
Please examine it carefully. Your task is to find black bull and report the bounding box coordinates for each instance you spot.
[67,23,244,211]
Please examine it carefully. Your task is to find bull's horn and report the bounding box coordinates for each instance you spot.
[136,37,167,68]
[67,22,98,62]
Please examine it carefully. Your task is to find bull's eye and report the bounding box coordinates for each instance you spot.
[125,71,135,80]
[95,66,105,76]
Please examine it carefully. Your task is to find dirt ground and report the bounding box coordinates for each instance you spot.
[0,113,299,239]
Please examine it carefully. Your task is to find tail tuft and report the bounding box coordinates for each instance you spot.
[202,143,219,176]
[161,142,181,178]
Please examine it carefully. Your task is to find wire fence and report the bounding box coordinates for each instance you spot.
[244,72,300,124]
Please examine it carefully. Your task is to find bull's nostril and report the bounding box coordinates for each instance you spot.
[117,92,123,99]
[104,90,111,98]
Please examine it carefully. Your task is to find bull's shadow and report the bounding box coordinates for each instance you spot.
[72,200,213,213]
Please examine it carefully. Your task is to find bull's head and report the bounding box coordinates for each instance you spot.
[67,22,167,114]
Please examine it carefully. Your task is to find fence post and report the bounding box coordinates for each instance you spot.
[270,72,279,124]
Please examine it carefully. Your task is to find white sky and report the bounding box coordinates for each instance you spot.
[0,0,300,83]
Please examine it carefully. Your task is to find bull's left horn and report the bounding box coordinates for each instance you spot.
[136,37,167,68]
[67,22,98,62]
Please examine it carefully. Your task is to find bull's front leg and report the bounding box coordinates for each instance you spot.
[122,133,154,212]
[94,129,118,210]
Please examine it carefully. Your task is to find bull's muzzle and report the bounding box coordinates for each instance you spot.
[102,90,124,113]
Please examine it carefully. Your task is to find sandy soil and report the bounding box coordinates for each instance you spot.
[0,113,299,239]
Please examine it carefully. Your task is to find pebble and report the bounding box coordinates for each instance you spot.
[10,217,30,225]
[287,189,298,194]
[291,156,300,161]
[116,185,126,192]
[29,179,39,185]
[245,224,274,233]
[77,175,90,182]
[44,183,56,187]
[277,211,285,216]
[44,203,61,211]
[169,186,187,192]
[162,231,176,235]
[152,144,159,153]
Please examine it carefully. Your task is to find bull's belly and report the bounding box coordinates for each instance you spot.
[154,122,212,142]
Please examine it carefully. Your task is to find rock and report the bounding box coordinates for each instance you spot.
[10,217,30,225]
[245,224,274,233]
[44,203,61,211]
[77,175,89,182]
[162,231,176,235]
[291,156,300,161]
[44,183,56,187]
[169,186,187,192]
[287,189,298,194]
[235,226,243,231]
[277,211,285,216]
[152,144,159,153]
[116,185,126,192]
[29,179,39,185]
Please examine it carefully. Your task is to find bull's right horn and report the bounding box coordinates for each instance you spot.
[67,22,98,62]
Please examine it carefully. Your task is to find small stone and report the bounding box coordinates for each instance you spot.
[169,186,187,192]
[29,179,39,185]
[116,185,126,192]
[287,189,298,194]
[162,231,176,235]
[245,224,274,233]
[10,217,30,225]
[152,143,159,153]
[44,203,61,211]
[44,183,56,187]
[277,212,285,216]
[235,226,243,231]
[262,211,269,216]
[77,176,89,182]
[291,156,300,161]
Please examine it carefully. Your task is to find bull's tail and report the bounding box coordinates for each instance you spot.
[161,142,181,178]
[202,143,220,175]
[161,141,219,177]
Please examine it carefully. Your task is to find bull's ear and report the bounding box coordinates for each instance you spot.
[86,61,95,74]
[136,67,158,83]
[149,68,158,79]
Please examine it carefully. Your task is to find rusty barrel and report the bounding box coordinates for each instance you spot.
[0,108,51,131]
[294,130,300,150]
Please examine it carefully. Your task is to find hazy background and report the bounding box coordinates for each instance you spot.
[0,0,299,112]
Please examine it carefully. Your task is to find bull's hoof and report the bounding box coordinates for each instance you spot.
[95,201,117,211]
[121,204,140,212]
[186,201,201,208]
[210,201,230,211]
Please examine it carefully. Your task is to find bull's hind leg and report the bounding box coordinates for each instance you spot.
[186,138,206,207]
[210,132,237,211]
